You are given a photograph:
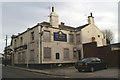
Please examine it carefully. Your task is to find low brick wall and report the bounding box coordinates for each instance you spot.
[14,63,75,69]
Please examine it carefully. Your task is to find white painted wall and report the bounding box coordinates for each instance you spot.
[81,24,106,46]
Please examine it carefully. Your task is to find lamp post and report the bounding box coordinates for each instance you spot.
[39,24,43,64]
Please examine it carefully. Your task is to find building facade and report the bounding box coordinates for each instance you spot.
[10,7,106,65]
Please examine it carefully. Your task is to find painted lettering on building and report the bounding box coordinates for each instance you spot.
[14,45,27,52]
[54,31,67,42]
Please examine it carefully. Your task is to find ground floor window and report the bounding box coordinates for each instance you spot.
[63,48,69,60]
[22,51,26,62]
[44,47,51,59]
[18,52,22,62]
[73,52,77,59]
[30,50,34,62]
[56,53,60,59]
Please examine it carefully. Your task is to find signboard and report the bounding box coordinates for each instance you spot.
[54,31,67,42]
[14,45,27,52]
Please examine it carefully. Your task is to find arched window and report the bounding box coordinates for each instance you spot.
[56,53,60,59]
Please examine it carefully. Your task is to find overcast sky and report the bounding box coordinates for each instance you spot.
[0,0,119,53]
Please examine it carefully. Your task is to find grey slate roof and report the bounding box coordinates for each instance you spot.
[40,21,89,31]
[12,21,90,38]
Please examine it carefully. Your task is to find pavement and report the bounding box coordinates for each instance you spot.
[5,65,119,78]
[6,65,69,78]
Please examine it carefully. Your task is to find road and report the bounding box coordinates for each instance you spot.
[2,65,119,79]
[44,66,119,78]
[2,66,59,78]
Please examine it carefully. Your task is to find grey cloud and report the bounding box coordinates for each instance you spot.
[1,1,118,53]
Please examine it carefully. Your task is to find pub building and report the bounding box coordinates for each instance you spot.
[10,7,106,68]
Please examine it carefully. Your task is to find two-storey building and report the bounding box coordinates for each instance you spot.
[10,7,106,67]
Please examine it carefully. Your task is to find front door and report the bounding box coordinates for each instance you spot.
[78,50,81,60]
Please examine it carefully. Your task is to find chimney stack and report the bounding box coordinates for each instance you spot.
[88,12,94,24]
[52,7,54,12]
[61,22,65,26]
[50,7,59,28]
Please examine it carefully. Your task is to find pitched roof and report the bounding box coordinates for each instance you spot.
[12,21,90,38]
[76,24,89,30]
[40,21,89,31]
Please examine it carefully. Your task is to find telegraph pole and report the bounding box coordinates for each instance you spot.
[5,35,7,66]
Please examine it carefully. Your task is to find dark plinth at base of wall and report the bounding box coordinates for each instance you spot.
[14,63,75,69]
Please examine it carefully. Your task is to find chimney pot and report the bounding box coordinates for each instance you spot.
[52,7,54,12]
[91,13,92,17]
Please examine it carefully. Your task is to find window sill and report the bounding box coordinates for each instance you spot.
[63,58,70,61]
[43,58,52,61]
[69,42,75,44]
[43,40,51,42]
[30,41,35,43]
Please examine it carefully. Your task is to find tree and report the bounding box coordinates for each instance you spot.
[102,29,114,45]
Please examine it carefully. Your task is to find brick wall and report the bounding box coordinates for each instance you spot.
[83,42,119,67]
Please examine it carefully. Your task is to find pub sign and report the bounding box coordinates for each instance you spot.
[14,45,27,52]
[54,31,67,42]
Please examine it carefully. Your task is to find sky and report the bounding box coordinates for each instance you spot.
[0,0,119,53]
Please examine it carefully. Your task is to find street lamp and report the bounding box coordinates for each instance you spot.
[38,23,43,64]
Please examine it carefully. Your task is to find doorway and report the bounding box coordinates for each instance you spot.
[78,50,81,60]
[56,53,60,59]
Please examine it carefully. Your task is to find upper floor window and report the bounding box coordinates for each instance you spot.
[69,34,74,43]
[31,32,34,40]
[20,37,23,45]
[43,31,50,41]
[98,35,100,37]
[76,34,80,43]
[14,39,17,47]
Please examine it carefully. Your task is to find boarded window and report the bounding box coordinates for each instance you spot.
[30,50,34,62]
[43,31,50,41]
[31,32,34,40]
[64,48,69,59]
[76,34,80,43]
[69,34,74,43]
[44,47,51,59]
[22,51,26,62]
[18,52,21,62]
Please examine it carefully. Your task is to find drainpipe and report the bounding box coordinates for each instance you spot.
[39,24,43,64]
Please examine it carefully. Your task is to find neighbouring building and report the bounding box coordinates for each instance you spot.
[0,53,3,59]
[9,7,106,67]
[110,43,120,51]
